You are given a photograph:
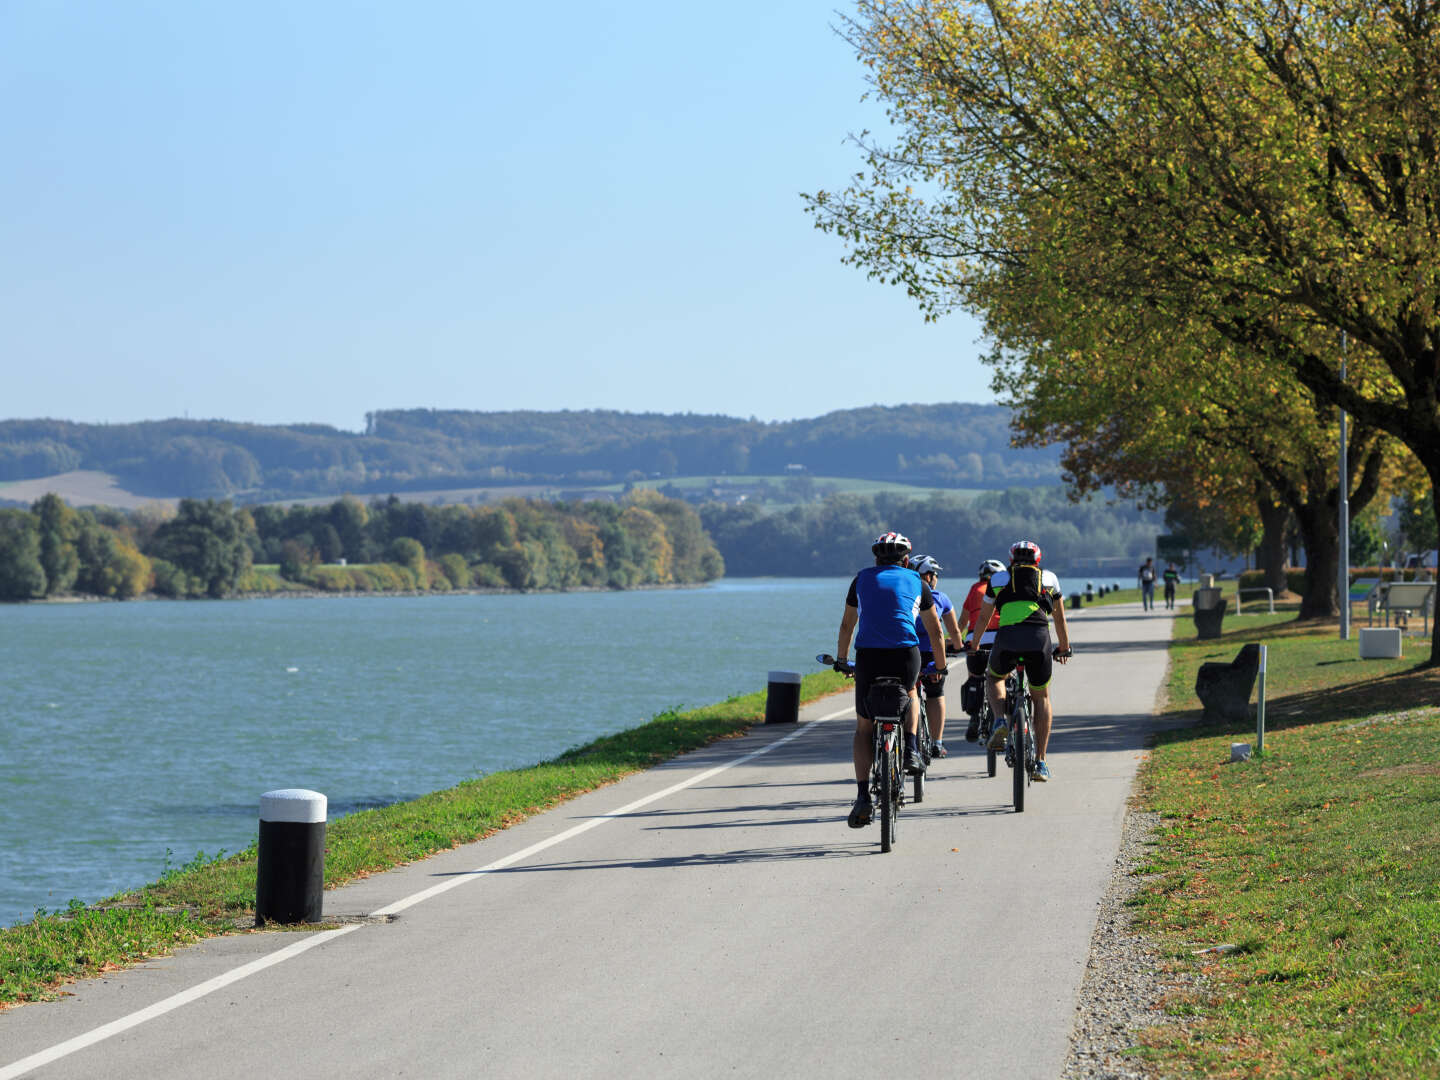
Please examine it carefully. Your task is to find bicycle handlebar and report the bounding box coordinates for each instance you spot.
[817,653,947,678]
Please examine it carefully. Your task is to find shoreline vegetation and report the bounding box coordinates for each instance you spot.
[0,669,851,1007]
[0,490,724,603]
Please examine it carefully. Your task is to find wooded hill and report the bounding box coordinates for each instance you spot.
[0,404,1061,502]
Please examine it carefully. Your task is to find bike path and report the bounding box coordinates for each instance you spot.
[1,603,1177,1080]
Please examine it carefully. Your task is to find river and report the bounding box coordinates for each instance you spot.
[1,574,1083,927]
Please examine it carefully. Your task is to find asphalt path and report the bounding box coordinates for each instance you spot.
[1,602,1176,1080]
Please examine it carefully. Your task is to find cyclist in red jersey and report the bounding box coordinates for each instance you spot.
[958,558,1005,742]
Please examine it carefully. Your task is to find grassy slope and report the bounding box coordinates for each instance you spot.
[1134,608,1439,1078]
[0,670,850,1007]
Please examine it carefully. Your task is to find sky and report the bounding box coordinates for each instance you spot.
[1,1,993,433]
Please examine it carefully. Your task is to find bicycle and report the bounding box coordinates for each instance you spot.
[1003,660,1036,812]
[819,654,934,852]
[913,679,932,803]
[1000,646,1072,812]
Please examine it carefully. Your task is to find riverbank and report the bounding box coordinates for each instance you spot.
[1077,608,1438,1078]
[0,668,850,1007]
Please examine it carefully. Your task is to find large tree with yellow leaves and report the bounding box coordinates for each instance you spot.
[808,0,1440,661]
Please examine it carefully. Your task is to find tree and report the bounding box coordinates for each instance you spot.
[147,499,252,598]
[1398,488,1438,554]
[808,0,1440,661]
[387,537,427,587]
[32,493,80,596]
[0,509,47,599]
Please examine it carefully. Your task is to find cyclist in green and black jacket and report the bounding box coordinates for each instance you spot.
[963,539,1071,782]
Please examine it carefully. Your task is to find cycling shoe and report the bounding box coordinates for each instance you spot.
[847,797,873,828]
[904,748,925,775]
[986,722,1008,751]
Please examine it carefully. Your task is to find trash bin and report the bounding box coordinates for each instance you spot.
[1192,587,1226,639]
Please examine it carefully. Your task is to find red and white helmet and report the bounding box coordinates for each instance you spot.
[871,531,912,559]
[1010,539,1042,564]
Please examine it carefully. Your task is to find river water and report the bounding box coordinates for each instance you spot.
[1,574,1081,927]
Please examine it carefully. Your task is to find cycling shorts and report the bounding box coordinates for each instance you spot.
[917,652,947,699]
[986,623,1054,688]
[965,647,990,679]
[854,646,921,720]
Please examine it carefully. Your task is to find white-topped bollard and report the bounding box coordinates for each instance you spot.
[256,788,327,926]
[765,670,801,724]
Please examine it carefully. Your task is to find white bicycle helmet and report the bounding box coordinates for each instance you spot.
[979,559,1006,577]
[871,531,912,559]
[911,554,942,576]
[1010,539,1043,564]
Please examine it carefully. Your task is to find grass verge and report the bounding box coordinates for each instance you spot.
[1134,611,1439,1078]
[0,668,850,1008]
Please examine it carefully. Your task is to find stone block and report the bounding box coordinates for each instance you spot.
[1358,627,1402,659]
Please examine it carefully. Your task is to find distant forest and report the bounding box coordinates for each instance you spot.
[0,490,721,601]
[0,404,1062,501]
[701,488,1164,577]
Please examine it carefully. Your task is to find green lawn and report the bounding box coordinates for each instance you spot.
[1134,612,1439,1078]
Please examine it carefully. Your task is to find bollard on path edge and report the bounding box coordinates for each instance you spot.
[765,670,801,724]
[256,788,327,926]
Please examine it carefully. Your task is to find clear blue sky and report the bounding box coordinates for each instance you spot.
[1,1,993,432]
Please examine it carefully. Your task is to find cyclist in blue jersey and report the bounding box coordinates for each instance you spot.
[909,555,963,758]
[835,531,948,828]
[963,539,1072,782]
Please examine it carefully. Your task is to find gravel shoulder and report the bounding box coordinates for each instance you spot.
[1063,802,1204,1080]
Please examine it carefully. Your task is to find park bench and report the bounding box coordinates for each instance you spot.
[1195,643,1261,725]
[1349,578,1382,625]
[1376,581,1436,637]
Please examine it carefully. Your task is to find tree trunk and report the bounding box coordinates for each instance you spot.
[1255,494,1290,594]
[1425,469,1440,669]
[1294,496,1340,620]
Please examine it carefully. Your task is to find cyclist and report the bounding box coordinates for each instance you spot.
[958,558,1006,742]
[963,540,1071,781]
[835,531,948,828]
[909,555,963,758]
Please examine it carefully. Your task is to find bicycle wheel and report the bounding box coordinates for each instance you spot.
[879,740,895,852]
[914,697,927,803]
[981,702,997,778]
[1011,699,1027,813]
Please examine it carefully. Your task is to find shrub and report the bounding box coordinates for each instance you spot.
[470,562,506,588]
[438,553,470,589]
[1238,568,1308,596]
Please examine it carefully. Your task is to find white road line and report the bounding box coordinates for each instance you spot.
[0,707,851,1079]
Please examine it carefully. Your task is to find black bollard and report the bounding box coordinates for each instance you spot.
[256,788,326,926]
[765,670,801,723]
[1069,592,1082,608]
